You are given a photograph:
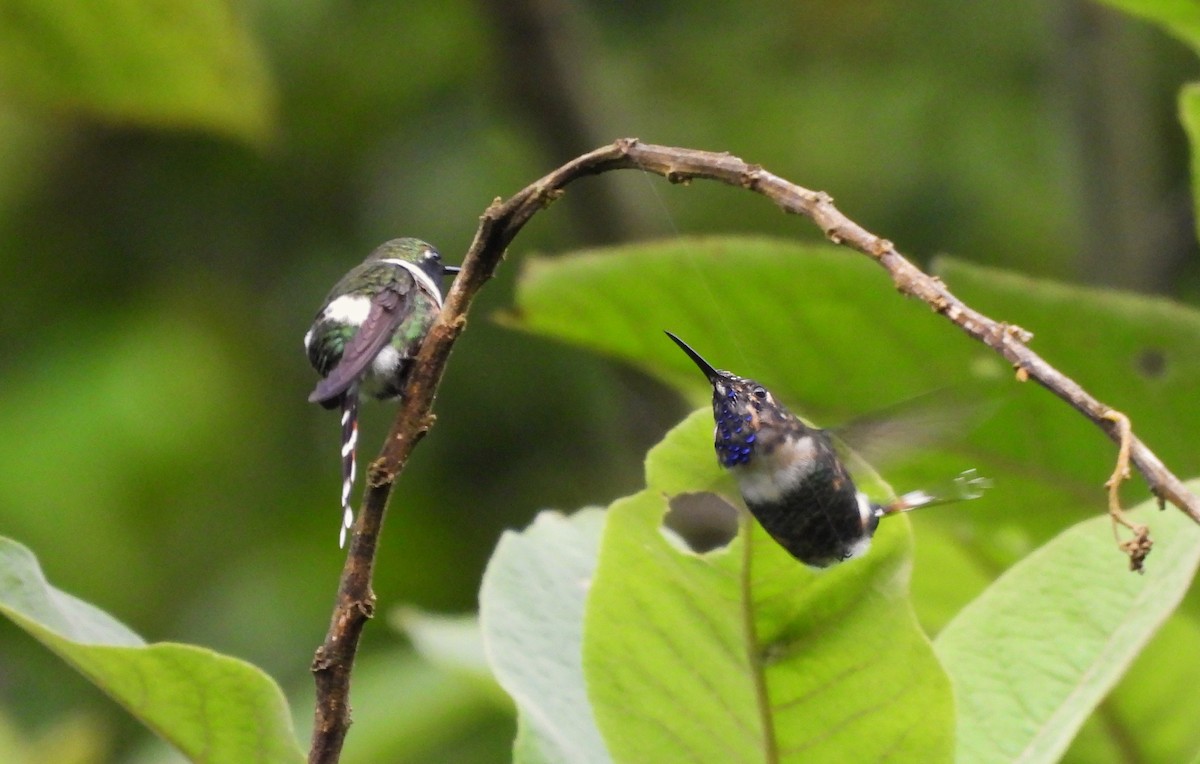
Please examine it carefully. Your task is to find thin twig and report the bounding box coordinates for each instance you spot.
[308,138,1200,761]
[1102,410,1152,572]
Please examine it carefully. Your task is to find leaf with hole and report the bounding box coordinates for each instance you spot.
[582,410,954,763]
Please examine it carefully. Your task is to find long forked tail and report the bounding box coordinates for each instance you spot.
[338,387,360,548]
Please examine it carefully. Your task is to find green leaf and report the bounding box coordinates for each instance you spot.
[509,236,1200,759]
[0,537,303,763]
[582,410,954,763]
[505,236,1003,637]
[391,608,496,688]
[479,508,612,764]
[934,486,1200,764]
[1104,611,1200,762]
[319,648,513,764]
[1064,612,1200,763]
[0,706,110,764]
[0,0,276,144]
[1182,84,1200,248]
[932,255,1200,489]
[508,236,990,415]
[1092,0,1200,52]
[508,237,1200,619]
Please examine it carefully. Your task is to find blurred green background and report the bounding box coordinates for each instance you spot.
[0,1,1197,761]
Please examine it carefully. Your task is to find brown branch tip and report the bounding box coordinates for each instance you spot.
[1103,410,1152,572]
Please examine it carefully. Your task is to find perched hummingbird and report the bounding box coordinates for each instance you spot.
[665,331,988,568]
[305,238,460,547]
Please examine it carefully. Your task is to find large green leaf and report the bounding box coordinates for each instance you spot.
[508,237,989,416]
[1182,84,1200,249]
[391,608,497,691]
[934,484,1200,763]
[582,411,954,763]
[0,537,303,763]
[0,0,275,143]
[0,705,109,764]
[313,647,513,764]
[508,236,1200,602]
[1064,612,1200,764]
[1093,0,1200,52]
[479,509,611,764]
[508,236,1200,760]
[932,256,1200,501]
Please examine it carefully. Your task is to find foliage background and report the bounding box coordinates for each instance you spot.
[0,1,1196,761]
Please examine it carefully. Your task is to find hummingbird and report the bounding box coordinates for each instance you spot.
[665,331,989,568]
[305,238,460,547]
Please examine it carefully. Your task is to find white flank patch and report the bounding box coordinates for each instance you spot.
[371,345,402,377]
[323,294,372,326]
[855,491,875,526]
[303,328,314,350]
[844,534,872,560]
[379,257,444,306]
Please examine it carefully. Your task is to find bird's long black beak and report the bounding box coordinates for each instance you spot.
[443,265,462,275]
[665,331,720,382]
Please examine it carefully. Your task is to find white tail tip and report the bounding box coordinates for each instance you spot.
[339,508,354,548]
[952,468,993,500]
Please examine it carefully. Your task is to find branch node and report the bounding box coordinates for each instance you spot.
[869,238,894,257]
[366,459,392,488]
[538,186,565,205]
[311,646,333,672]
[1014,365,1029,383]
[614,136,639,152]
[1006,323,1034,343]
[356,595,376,619]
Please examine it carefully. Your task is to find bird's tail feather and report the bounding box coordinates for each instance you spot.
[881,468,992,516]
[338,388,359,548]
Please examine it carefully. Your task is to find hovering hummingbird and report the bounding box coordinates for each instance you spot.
[665,331,989,568]
[305,238,460,547]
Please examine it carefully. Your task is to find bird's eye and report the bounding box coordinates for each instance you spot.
[753,387,767,399]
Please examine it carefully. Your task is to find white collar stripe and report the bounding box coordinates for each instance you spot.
[379,258,444,308]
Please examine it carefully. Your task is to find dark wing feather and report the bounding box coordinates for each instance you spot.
[308,286,409,406]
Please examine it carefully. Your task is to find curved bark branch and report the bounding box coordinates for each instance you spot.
[309,138,1200,761]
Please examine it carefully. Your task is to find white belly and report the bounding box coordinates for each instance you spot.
[734,434,818,504]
